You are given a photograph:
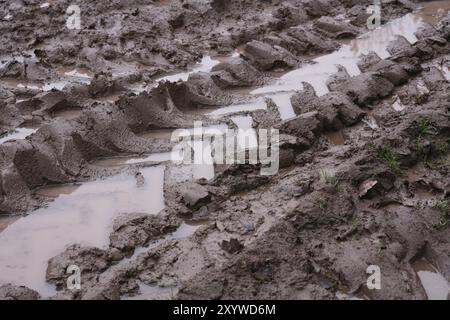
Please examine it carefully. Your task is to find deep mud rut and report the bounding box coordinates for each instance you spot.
[0,0,450,300]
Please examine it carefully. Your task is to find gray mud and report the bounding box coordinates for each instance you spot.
[0,0,450,300]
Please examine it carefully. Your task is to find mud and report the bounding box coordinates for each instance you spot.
[0,0,450,301]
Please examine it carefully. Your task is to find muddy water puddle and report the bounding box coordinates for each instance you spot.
[248,3,447,119]
[93,124,230,180]
[159,51,238,84]
[0,166,165,296]
[129,53,238,94]
[0,127,38,145]
[0,78,68,92]
[326,130,346,146]
[207,99,267,117]
[99,119,260,181]
[412,258,450,300]
[35,184,81,198]
[419,0,450,25]
[52,108,82,120]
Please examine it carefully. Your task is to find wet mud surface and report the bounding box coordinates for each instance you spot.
[0,0,450,300]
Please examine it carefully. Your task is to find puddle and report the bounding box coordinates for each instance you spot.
[0,79,68,92]
[412,258,450,300]
[268,92,296,120]
[156,56,220,83]
[35,184,81,198]
[418,0,450,25]
[57,67,93,84]
[93,124,228,180]
[326,130,345,145]
[52,108,82,120]
[248,4,445,118]
[128,52,237,93]
[185,106,222,116]
[0,166,165,297]
[126,152,173,164]
[93,152,174,168]
[42,81,68,91]
[0,127,38,145]
[0,79,42,91]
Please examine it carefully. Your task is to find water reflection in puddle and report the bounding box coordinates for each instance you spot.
[57,67,93,84]
[130,54,234,94]
[419,0,450,25]
[126,152,174,164]
[0,127,37,145]
[35,184,81,198]
[0,166,165,297]
[0,79,68,92]
[93,124,228,181]
[412,258,450,300]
